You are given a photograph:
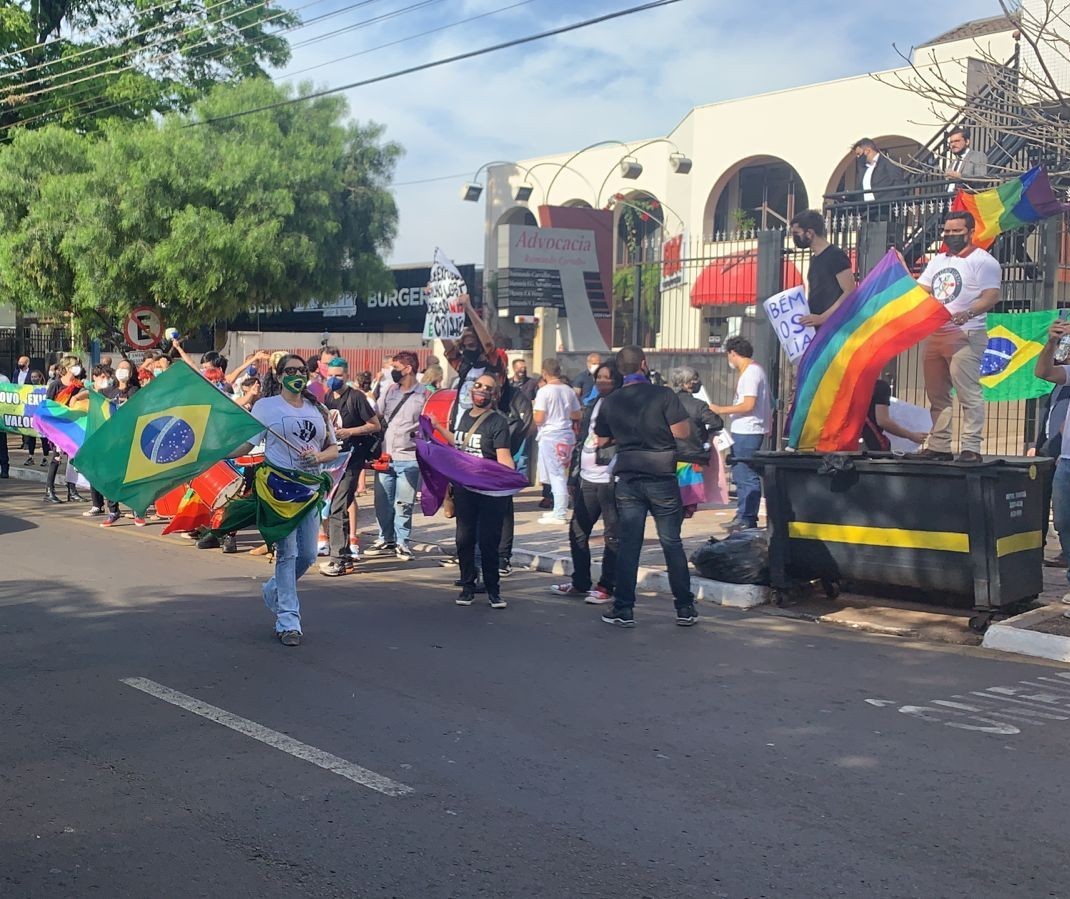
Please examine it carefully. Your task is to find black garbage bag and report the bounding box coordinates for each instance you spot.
[689,529,770,585]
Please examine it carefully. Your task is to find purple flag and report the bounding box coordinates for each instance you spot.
[415,417,529,515]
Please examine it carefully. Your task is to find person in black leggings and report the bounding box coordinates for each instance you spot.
[43,355,88,504]
[429,374,516,610]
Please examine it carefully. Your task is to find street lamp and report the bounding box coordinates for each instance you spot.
[460,160,544,204]
[594,138,693,208]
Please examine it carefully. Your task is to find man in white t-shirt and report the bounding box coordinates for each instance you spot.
[911,211,1002,463]
[533,358,581,524]
[1033,322,1070,614]
[711,336,771,531]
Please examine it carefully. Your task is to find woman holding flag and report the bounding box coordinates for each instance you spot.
[43,355,88,505]
[226,354,339,647]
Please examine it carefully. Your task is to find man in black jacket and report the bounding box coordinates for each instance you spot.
[670,367,723,463]
[853,138,906,203]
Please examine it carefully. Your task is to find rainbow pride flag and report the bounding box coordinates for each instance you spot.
[786,249,951,452]
[953,166,1069,249]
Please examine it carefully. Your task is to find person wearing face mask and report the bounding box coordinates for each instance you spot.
[320,357,381,575]
[443,293,503,421]
[711,337,771,532]
[226,354,339,647]
[533,358,581,525]
[112,359,141,403]
[365,351,429,561]
[790,210,855,330]
[852,137,905,204]
[21,369,51,466]
[572,353,603,404]
[670,367,724,519]
[907,210,1000,463]
[550,362,622,604]
[12,355,30,385]
[430,375,515,609]
[80,365,138,526]
[42,356,89,504]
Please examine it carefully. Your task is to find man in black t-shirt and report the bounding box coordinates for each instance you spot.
[791,210,855,329]
[320,358,381,576]
[594,345,696,628]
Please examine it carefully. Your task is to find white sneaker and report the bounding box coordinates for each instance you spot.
[82,506,104,517]
[346,543,362,561]
[317,539,330,557]
[537,514,568,525]
[1061,593,1070,605]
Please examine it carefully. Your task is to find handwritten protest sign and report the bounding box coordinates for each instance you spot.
[423,248,467,341]
[0,384,47,435]
[762,285,815,363]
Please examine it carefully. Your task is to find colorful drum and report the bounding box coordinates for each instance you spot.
[422,388,457,444]
[190,460,243,508]
[234,453,265,467]
[153,484,187,518]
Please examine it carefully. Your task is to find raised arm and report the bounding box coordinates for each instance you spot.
[1036,320,1070,385]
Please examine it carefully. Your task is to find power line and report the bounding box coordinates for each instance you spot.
[186,0,682,129]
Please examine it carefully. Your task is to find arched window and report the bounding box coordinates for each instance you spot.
[705,156,808,237]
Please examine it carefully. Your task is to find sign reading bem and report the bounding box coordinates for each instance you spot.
[423,248,467,340]
[497,225,606,318]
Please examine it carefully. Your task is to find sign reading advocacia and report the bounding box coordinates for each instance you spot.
[0,384,47,435]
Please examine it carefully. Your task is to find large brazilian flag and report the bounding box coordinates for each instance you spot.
[979,310,1059,402]
[74,362,263,516]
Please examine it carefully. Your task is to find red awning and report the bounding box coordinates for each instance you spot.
[689,249,804,307]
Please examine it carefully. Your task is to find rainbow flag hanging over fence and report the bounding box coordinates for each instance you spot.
[786,249,951,452]
[953,166,1069,249]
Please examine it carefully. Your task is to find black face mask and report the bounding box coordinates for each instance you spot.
[944,234,969,254]
[688,381,702,394]
[792,234,812,249]
[390,368,404,383]
[462,348,481,364]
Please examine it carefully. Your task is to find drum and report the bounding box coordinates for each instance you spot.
[191,460,243,508]
[234,453,265,467]
[154,484,187,518]
[422,388,457,445]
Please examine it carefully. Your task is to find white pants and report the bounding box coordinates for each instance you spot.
[537,432,575,518]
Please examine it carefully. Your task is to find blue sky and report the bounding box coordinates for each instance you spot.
[274,0,997,264]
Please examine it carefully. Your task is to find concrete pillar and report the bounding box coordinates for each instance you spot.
[533,306,558,370]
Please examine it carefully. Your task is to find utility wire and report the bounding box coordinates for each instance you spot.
[186,0,682,128]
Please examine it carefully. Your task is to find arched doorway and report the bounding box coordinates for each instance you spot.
[496,207,538,228]
[824,135,931,198]
[705,156,808,236]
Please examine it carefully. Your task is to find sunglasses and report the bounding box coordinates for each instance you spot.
[282,366,306,375]
[472,384,495,392]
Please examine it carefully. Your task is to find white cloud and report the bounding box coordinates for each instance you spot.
[276,0,998,264]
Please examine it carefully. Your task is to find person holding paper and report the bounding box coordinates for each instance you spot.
[791,210,855,329]
[443,294,503,421]
[860,379,929,451]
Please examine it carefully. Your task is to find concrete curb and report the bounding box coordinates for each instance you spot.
[982,604,1070,662]
[509,546,769,610]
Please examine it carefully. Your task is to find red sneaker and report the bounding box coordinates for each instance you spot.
[100,514,120,528]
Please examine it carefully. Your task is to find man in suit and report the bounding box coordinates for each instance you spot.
[945,126,989,193]
[12,356,30,384]
[853,138,906,203]
[1029,381,1070,566]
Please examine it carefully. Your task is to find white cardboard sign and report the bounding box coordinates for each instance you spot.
[423,248,467,341]
[762,285,815,363]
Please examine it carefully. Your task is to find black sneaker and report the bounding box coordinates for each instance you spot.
[395,542,414,561]
[676,604,699,627]
[319,559,350,577]
[498,562,513,578]
[364,540,395,557]
[488,595,507,609]
[279,630,301,647]
[221,534,238,554]
[438,555,459,568]
[456,590,474,606]
[601,606,636,628]
[197,533,221,550]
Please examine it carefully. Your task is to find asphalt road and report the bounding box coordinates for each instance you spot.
[2,478,1069,899]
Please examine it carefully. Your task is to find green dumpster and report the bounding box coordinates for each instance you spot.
[751,452,1053,630]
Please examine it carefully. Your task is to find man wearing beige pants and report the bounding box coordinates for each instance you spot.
[910,211,1002,463]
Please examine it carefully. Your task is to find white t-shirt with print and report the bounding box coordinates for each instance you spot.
[579,398,614,484]
[918,248,1001,333]
[253,395,336,473]
[534,382,580,442]
[729,362,771,436]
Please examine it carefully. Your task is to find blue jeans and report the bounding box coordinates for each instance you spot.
[374,460,420,545]
[1052,458,1070,582]
[730,432,765,526]
[613,475,693,611]
[262,508,320,634]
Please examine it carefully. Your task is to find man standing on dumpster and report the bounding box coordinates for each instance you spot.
[1033,320,1070,615]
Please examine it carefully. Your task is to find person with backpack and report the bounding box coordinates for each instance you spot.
[320,357,381,575]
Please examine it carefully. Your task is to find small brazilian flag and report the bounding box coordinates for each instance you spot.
[980,310,1059,402]
[210,463,330,545]
[74,363,263,516]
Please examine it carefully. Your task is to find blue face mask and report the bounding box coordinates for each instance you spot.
[326,376,345,392]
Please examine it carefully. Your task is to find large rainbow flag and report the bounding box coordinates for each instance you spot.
[953,166,1068,249]
[786,249,951,452]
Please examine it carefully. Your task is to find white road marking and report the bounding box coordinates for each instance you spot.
[120,677,414,797]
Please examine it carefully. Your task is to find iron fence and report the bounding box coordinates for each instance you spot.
[0,325,71,379]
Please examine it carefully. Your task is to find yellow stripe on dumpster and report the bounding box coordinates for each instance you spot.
[788,522,970,553]
[995,531,1043,557]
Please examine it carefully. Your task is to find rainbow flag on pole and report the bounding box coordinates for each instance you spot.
[786,249,951,452]
[953,166,1069,250]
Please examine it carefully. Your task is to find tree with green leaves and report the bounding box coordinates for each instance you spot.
[0,0,295,134]
[0,78,403,337]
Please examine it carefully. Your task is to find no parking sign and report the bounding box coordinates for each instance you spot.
[123,306,163,350]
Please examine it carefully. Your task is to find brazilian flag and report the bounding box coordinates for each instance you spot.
[74,363,263,516]
[210,463,330,544]
[980,310,1059,402]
